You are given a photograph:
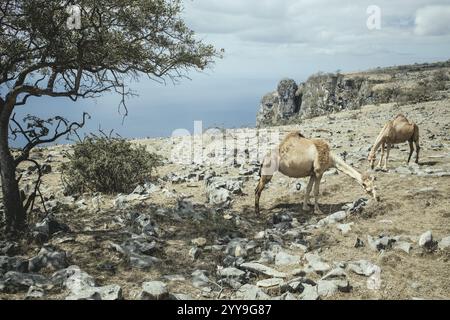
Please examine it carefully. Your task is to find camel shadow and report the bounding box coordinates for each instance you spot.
[269,201,348,221]
[419,161,439,166]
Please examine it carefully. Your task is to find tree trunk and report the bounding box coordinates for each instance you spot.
[0,102,26,233]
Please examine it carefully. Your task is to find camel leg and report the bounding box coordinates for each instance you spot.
[255,175,272,215]
[302,175,315,211]
[313,174,324,215]
[414,140,420,164]
[383,143,391,170]
[376,142,385,169]
[407,140,414,164]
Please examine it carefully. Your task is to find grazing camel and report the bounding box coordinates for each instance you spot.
[368,114,420,170]
[255,131,377,216]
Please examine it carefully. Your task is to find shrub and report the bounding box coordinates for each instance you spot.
[62,136,163,194]
[431,69,449,91]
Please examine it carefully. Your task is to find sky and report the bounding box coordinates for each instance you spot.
[10,0,450,146]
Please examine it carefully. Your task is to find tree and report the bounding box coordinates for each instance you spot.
[0,0,219,233]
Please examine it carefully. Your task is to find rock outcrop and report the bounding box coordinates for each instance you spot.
[256,60,450,127]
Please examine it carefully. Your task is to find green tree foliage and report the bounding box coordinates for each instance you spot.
[0,0,219,233]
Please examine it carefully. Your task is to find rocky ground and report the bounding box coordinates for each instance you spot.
[1,99,449,300]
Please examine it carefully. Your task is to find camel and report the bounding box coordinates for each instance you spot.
[255,131,378,216]
[368,114,420,170]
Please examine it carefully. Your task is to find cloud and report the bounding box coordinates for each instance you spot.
[414,5,450,35]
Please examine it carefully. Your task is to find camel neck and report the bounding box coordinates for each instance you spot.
[330,152,363,184]
[370,124,388,154]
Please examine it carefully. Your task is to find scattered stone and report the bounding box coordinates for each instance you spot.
[162,274,186,282]
[139,281,169,300]
[189,247,201,260]
[367,235,395,251]
[239,262,287,278]
[0,241,20,256]
[254,231,265,240]
[205,177,243,207]
[217,267,245,279]
[304,253,331,274]
[348,198,368,214]
[317,211,347,226]
[0,256,29,274]
[191,270,210,288]
[172,293,193,300]
[28,247,68,272]
[317,280,338,297]
[321,267,347,281]
[25,286,45,299]
[176,199,196,216]
[225,238,250,258]
[114,194,143,209]
[336,223,353,235]
[394,166,413,175]
[348,260,379,277]
[393,241,412,254]
[63,266,96,295]
[320,268,351,293]
[272,212,293,225]
[256,278,284,288]
[96,284,123,300]
[191,237,207,247]
[1,271,52,293]
[32,214,70,242]
[129,253,160,269]
[274,251,301,266]
[418,231,433,248]
[438,236,450,250]
[279,292,298,300]
[235,284,270,300]
[299,284,319,300]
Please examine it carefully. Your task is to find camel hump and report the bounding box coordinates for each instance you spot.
[311,139,330,167]
[395,113,407,120]
[284,131,305,140]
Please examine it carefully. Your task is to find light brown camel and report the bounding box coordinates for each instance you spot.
[368,114,420,170]
[255,131,377,216]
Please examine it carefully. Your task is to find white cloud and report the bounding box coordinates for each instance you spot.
[414,5,450,36]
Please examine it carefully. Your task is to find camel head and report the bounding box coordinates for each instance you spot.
[367,151,376,170]
[361,173,378,201]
